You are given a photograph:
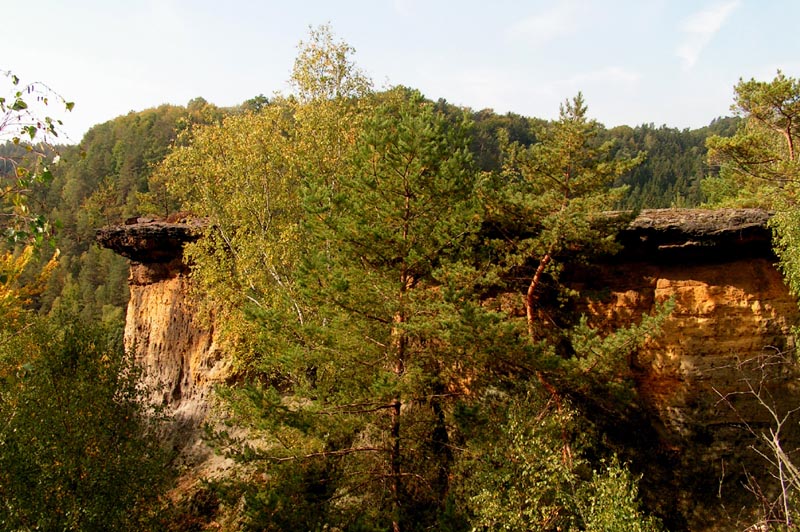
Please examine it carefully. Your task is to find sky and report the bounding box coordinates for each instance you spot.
[6,0,800,143]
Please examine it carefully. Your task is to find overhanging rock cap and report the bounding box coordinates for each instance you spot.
[95,219,205,263]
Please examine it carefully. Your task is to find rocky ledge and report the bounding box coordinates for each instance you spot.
[96,208,790,530]
[96,208,774,264]
[95,217,204,263]
[614,208,773,261]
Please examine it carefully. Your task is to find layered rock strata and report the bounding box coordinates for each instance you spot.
[570,209,799,530]
[581,208,792,434]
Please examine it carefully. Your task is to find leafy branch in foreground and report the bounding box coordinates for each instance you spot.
[713,348,800,529]
[458,385,663,532]
[0,69,75,243]
[0,69,74,145]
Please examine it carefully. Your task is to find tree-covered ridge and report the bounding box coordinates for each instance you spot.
[0,75,734,330]
[15,99,226,325]
[455,104,739,211]
[607,116,739,209]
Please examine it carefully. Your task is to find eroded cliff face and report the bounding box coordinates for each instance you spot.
[97,220,229,457]
[570,209,800,529]
[601,259,796,430]
[98,209,800,530]
[127,269,227,430]
[579,210,797,436]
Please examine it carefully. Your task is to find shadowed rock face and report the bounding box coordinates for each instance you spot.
[96,220,203,285]
[614,208,773,262]
[97,209,799,531]
[624,208,770,236]
[96,220,202,263]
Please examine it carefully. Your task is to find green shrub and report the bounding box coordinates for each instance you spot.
[0,315,174,531]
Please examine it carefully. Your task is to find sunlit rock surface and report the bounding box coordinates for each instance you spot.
[570,209,799,530]
[97,218,228,468]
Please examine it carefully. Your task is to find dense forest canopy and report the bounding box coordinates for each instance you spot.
[2,25,798,532]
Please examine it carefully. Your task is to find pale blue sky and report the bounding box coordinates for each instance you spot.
[7,0,800,142]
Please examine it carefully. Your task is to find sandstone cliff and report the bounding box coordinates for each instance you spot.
[97,209,800,530]
[566,209,800,529]
[97,219,229,460]
[580,208,793,435]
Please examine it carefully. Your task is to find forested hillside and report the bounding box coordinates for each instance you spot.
[607,117,739,208]
[4,26,794,531]
[0,99,224,326]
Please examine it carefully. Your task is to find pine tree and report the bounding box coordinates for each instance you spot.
[479,93,662,475]
[273,87,482,531]
[706,71,800,293]
[483,93,643,340]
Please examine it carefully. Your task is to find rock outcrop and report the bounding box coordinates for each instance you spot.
[97,219,228,457]
[97,209,800,531]
[570,209,799,530]
[580,209,792,435]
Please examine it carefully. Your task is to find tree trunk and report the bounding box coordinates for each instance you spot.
[390,397,402,532]
[390,275,409,532]
[526,253,552,337]
[431,398,452,502]
[784,125,795,161]
[526,251,572,467]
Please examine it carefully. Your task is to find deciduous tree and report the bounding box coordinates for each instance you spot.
[0,70,73,242]
[0,316,173,531]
